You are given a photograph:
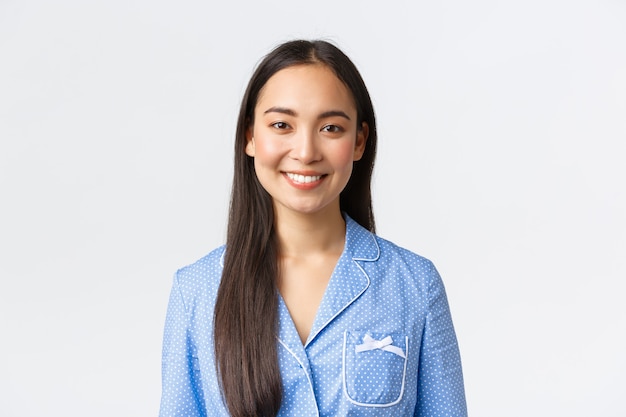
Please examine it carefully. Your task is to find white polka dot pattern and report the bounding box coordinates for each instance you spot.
[159,216,467,416]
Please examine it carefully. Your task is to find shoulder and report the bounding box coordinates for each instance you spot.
[345,215,440,290]
[173,245,225,306]
[375,235,437,275]
[371,235,446,303]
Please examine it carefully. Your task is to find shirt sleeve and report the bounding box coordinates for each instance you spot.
[414,263,467,417]
[159,274,207,417]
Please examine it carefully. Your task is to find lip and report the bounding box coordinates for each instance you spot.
[282,171,326,190]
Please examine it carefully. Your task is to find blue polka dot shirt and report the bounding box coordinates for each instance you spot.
[160,216,467,416]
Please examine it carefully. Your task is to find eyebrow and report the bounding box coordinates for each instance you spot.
[263,106,351,121]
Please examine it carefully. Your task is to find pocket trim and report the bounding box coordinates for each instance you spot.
[342,331,409,408]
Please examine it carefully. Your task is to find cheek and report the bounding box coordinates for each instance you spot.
[253,137,283,165]
[330,141,358,171]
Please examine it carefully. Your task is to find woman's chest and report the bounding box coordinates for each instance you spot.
[275,288,425,416]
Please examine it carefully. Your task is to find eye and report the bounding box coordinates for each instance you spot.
[271,121,290,130]
[321,124,343,133]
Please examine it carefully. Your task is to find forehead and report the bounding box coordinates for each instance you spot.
[256,64,356,112]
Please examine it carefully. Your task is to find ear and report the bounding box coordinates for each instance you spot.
[353,122,368,161]
[245,127,255,157]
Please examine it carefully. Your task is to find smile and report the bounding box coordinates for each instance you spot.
[285,172,324,184]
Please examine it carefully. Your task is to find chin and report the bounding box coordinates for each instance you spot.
[276,202,336,217]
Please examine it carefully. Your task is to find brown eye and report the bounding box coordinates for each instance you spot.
[271,122,290,129]
[321,124,343,133]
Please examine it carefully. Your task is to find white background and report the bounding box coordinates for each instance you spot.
[1,0,625,416]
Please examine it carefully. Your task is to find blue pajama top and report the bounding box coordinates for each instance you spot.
[159,216,467,416]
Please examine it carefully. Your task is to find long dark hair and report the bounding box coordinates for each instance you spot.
[213,39,378,417]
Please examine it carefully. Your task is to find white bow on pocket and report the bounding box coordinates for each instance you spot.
[355,334,406,359]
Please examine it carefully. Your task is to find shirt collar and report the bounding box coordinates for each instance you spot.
[343,214,379,262]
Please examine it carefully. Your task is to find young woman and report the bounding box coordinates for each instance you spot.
[160,40,467,417]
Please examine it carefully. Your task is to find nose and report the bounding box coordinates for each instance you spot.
[290,129,321,164]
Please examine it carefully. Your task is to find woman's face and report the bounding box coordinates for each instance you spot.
[246,64,368,219]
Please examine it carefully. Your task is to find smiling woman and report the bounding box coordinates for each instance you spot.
[246,64,367,219]
[159,40,467,417]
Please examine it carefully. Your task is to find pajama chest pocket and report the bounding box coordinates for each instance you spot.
[342,331,409,407]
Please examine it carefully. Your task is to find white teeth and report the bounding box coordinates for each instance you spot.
[286,172,322,184]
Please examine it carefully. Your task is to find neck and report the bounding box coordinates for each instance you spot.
[274,206,346,258]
